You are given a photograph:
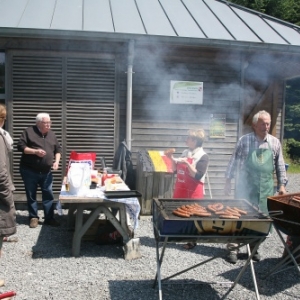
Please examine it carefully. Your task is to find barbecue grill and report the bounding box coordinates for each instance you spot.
[263,193,300,278]
[152,198,273,300]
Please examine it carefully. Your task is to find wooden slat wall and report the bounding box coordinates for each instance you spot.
[131,121,238,198]
[10,55,64,199]
[129,46,242,198]
[9,51,117,200]
[65,57,116,169]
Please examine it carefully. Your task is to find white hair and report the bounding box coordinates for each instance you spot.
[252,110,271,125]
[36,113,50,122]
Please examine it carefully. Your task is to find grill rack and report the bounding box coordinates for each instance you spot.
[156,198,269,221]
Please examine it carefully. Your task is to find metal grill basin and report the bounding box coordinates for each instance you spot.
[268,192,300,235]
[153,198,272,240]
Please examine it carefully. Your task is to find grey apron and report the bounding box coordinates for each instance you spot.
[237,143,274,214]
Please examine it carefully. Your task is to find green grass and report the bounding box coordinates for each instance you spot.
[284,157,300,173]
[283,140,300,173]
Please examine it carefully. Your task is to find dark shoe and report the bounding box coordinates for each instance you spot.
[249,250,261,262]
[226,252,238,264]
[44,219,60,227]
[183,242,197,250]
[253,252,261,262]
[29,218,39,228]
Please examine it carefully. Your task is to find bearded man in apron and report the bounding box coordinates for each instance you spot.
[224,110,287,264]
[167,129,209,249]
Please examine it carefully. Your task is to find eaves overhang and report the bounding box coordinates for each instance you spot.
[0,27,299,55]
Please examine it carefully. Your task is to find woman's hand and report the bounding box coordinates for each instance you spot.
[164,148,176,158]
[178,157,189,164]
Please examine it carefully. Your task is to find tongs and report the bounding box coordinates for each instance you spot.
[268,210,284,217]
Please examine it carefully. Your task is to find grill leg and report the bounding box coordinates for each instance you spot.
[263,226,300,278]
[222,240,261,300]
[153,237,168,300]
[247,244,260,300]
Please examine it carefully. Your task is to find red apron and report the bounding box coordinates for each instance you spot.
[173,158,204,199]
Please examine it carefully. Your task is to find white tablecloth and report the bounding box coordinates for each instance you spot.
[59,185,141,229]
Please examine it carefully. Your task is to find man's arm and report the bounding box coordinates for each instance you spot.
[52,153,61,170]
[274,139,287,195]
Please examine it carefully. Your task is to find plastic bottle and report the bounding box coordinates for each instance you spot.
[97,170,102,187]
[63,176,69,191]
[102,167,108,186]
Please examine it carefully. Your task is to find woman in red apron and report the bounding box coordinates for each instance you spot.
[167,129,209,249]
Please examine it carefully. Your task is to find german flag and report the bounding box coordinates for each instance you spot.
[148,150,173,173]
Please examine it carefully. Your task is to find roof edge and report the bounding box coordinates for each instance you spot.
[0,27,299,54]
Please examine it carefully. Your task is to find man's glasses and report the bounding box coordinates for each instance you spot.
[40,121,52,125]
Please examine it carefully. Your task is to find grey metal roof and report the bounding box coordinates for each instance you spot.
[0,0,299,47]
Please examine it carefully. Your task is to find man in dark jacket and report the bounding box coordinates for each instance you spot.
[17,113,62,228]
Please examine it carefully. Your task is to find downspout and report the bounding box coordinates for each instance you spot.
[281,80,287,142]
[235,59,248,197]
[126,40,135,151]
[239,59,249,137]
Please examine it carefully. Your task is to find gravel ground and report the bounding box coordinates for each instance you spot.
[1,174,300,300]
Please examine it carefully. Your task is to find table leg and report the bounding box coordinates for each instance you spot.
[72,205,105,257]
[101,206,129,243]
[101,205,141,260]
[70,203,140,259]
[72,206,84,257]
[67,204,77,229]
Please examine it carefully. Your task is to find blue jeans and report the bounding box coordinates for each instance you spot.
[20,166,54,220]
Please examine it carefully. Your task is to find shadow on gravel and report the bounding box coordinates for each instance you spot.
[220,256,300,297]
[108,279,222,300]
[28,214,125,259]
[139,236,227,257]
[16,214,29,226]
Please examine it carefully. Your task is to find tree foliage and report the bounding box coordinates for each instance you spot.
[284,78,300,142]
[229,0,300,25]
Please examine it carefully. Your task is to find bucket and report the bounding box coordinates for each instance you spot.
[68,163,91,196]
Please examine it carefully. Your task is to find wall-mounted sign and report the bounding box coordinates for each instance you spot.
[170,81,203,105]
[209,114,226,138]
